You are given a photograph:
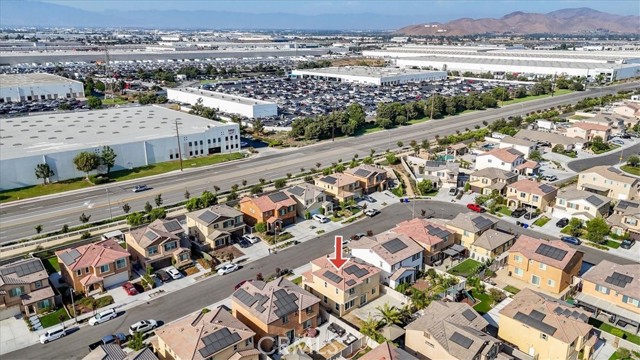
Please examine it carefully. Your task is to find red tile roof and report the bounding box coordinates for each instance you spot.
[392,218,449,248]
[56,238,129,271]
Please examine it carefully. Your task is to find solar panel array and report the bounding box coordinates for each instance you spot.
[273,289,299,318]
[322,176,337,185]
[426,224,451,239]
[197,210,220,224]
[163,220,183,232]
[514,312,557,335]
[529,310,546,321]
[323,270,344,284]
[609,167,622,174]
[539,184,556,194]
[346,279,357,286]
[553,306,589,322]
[255,294,269,313]
[449,332,473,349]
[585,195,604,206]
[287,186,305,197]
[198,328,241,358]
[472,216,494,230]
[461,309,477,321]
[143,231,159,241]
[617,200,639,210]
[268,192,290,203]
[605,272,634,288]
[234,288,259,308]
[534,243,568,261]
[58,248,82,266]
[353,168,372,177]
[382,238,408,254]
[0,259,44,277]
[344,265,369,278]
[424,160,446,169]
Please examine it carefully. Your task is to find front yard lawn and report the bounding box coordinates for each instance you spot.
[503,285,520,294]
[447,259,482,277]
[472,291,493,315]
[497,207,512,216]
[261,232,294,244]
[40,308,69,328]
[621,165,640,176]
[589,318,640,346]
[533,216,551,227]
[291,276,302,285]
[605,240,621,249]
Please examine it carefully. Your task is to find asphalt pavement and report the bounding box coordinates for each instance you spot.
[7,200,636,360]
[567,141,640,172]
[1,82,638,242]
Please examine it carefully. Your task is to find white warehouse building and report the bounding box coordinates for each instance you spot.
[290,66,447,85]
[0,106,240,190]
[166,87,278,118]
[0,73,85,103]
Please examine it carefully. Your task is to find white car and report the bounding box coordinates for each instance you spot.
[165,266,182,280]
[129,319,158,336]
[217,263,239,275]
[39,326,67,344]
[242,234,261,244]
[88,308,117,326]
[364,209,380,217]
[312,214,330,223]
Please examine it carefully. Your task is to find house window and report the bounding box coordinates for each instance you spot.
[281,314,289,324]
[372,288,376,295]
[532,195,540,202]
[34,280,42,289]
[345,299,355,310]
[514,255,522,263]
[323,296,328,303]
[623,295,640,307]
[412,253,421,261]
[559,199,565,205]
[539,263,547,271]
[76,269,82,276]
[547,279,555,287]
[100,264,110,273]
[148,246,158,256]
[360,294,367,306]
[520,192,526,198]
[179,253,190,261]
[306,306,313,314]
[365,278,369,284]
[303,319,312,329]
[233,344,238,351]
[335,303,340,311]
[324,282,327,288]
[595,284,610,294]
[540,333,548,340]
[514,267,524,276]
[164,241,178,252]
[245,338,253,346]
[335,288,338,294]
[9,287,24,297]
[348,288,355,295]
[37,299,51,310]
[531,275,541,286]
[116,258,127,270]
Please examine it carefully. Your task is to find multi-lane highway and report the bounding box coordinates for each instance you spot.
[6,200,636,360]
[1,82,638,242]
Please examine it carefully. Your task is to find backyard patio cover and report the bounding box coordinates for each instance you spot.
[443,244,466,257]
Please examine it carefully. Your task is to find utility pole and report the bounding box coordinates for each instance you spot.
[70,288,77,324]
[430,93,435,120]
[175,119,183,172]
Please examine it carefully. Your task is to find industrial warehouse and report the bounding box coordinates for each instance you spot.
[290,66,447,85]
[0,106,240,190]
[166,87,278,118]
[0,73,85,103]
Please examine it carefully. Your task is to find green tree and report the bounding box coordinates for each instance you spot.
[253,119,264,135]
[385,152,398,165]
[376,303,402,326]
[488,288,506,305]
[241,179,248,186]
[86,96,102,109]
[627,155,640,167]
[586,218,610,244]
[122,203,131,214]
[363,157,374,165]
[359,317,382,342]
[231,184,239,192]
[250,185,263,195]
[148,208,166,221]
[144,201,153,213]
[568,218,583,237]
[100,146,117,174]
[397,141,404,148]
[226,191,238,201]
[528,149,543,161]
[35,163,55,185]
[185,197,202,212]
[35,225,43,234]
[126,212,146,226]
[591,136,609,152]
[552,144,565,153]
[410,289,429,310]
[274,178,287,189]
[417,179,433,195]
[128,331,145,351]
[154,194,163,207]
[79,213,91,223]
[61,224,69,233]
[200,190,217,207]
[73,151,100,179]
[254,222,267,233]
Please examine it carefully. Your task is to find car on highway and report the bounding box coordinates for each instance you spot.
[364,209,380,217]
[449,187,459,196]
[621,239,636,249]
[89,308,118,326]
[561,236,582,246]
[40,326,67,344]
[132,185,150,193]
[466,203,485,213]
[242,234,261,244]
[154,269,171,283]
[313,214,330,223]
[218,263,239,275]
[129,319,158,336]
[511,208,527,218]
[556,218,569,228]
[166,266,182,280]
[122,282,138,296]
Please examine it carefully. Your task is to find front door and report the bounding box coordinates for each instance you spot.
[286,329,295,343]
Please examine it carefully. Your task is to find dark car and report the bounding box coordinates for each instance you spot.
[511,208,527,218]
[466,203,485,213]
[237,238,251,248]
[154,270,171,283]
[561,236,582,246]
[88,333,127,350]
[556,218,569,228]
[524,212,539,220]
[620,239,636,249]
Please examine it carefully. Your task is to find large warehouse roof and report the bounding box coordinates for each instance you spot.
[397,56,638,70]
[0,105,226,160]
[0,73,83,87]
[292,66,440,78]
[172,87,275,106]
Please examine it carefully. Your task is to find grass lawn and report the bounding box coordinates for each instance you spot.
[592,144,620,155]
[408,116,430,125]
[43,257,60,273]
[261,232,294,244]
[291,276,302,285]
[533,216,551,227]
[500,89,573,106]
[605,240,621,249]
[589,318,640,346]
[447,259,482,277]
[0,179,93,204]
[40,308,69,328]
[503,285,520,294]
[354,123,385,136]
[472,291,493,315]
[102,97,130,105]
[621,165,640,176]
[498,206,512,216]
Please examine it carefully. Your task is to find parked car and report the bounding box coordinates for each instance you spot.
[218,263,239,275]
[235,280,250,290]
[363,195,376,203]
[350,232,367,240]
[89,333,127,350]
[40,326,67,344]
[523,212,539,220]
[620,239,636,249]
[561,236,582,246]
[122,282,138,296]
[313,214,330,223]
[132,185,149,193]
[466,203,484,213]
[511,208,527,218]
[154,269,171,283]
[543,175,558,182]
[128,319,158,336]
[610,139,625,146]
[165,266,182,280]
[364,209,380,217]
[449,187,459,196]
[242,234,261,244]
[556,218,569,228]
[237,238,251,248]
[89,308,118,326]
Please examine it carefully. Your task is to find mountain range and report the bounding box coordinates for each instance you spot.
[396,8,640,35]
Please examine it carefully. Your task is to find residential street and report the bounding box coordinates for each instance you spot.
[6,200,636,360]
[567,141,640,172]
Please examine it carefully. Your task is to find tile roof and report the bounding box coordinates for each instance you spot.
[472,230,515,252]
[471,167,518,180]
[283,184,326,204]
[392,218,452,248]
[501,136,536,147]
[305,255,380,292]
[358,342,418,360]
[350,232,423,266]
[570,121,610,132]
[581,260,639,300]
[479,147,523,163]
[0,258,48,286]
[557,188,610,207]
[128,219,184,248]
[514,160,540,171]
[514,129,578,146]
[581,166,638,185]
[239,191,297,212]
[155,307,255,360]
[447,213,497,233]
[56,238,129,271]
[345,164,386,178]
[21,286,55,305]
[499,288,592,344]
[186,205,242,226]
[507,179,557,196]
[509,235,582,271]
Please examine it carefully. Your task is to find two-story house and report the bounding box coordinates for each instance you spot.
[613,102,640,119]
[514,129,578,151]
[576,261,639,332]
[302,255,381,317]
[283,184,333,217]
[567,122,611,142]
[446,213,498,249]
[607,200,640,239]
[421,160,460,187]
[239,191,297,230]
[553,188,611,221]
[231,278,320,352]
[358,342,418,360]
[155,306,259,360]
[0,258,55,319]
[469,167,518,195]
[126,219,192,270]
[349,233,423,288]
[391,218,456,265]
[506,179,558,212]
[315,173,362,203]
[186,204,245,251]
[405,301,503,360]
[499,136,537,158]
[56,238,131,294]
[475,147,539,176]
[469,229,515,264]
[499,288,595,360]
[577,166,639,200]
[344,164,388,194]
[507,236,583,295]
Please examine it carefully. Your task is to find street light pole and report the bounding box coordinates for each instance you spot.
[105,188,113,220]
[175,119,183,172]
[70,288,77,324]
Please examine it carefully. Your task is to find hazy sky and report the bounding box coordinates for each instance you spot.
[42,0,639,18]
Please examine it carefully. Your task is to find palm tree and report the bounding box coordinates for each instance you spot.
[410,289,429,310]
[376,303,402,326]
[359,316,380,338]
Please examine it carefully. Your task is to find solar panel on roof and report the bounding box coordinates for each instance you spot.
[426,224,451,239]
[143,231,159,241]
[539,184,556,194]
[353,168,372,177]
[472,216,494,229]
[529,310,546,321]
[255,294,269,313]
[514,312,557,335]
[344,265,369,278]
[553,306,564,315]
[382,238,408,254]
[604,272,633,288]
[585,195,604,206]
[535,243,568,261]
[197,210,220,224]
[198,328,242,358]
[462,309,477,321]
[323,270,343,284]
[346,279,357,286]
[234,288,259,308]
[287,186,305,197]
[617,200,639,210]
[268,192,290,203]
[449,332,473,349]
[579,314,590,322]
[7,260,44,277]
[609,167,622,174]
[59,249,82,266]
[163,220,183,232]
[273,289,299,318]
[322,176,337,185]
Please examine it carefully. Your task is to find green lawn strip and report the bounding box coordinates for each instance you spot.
[500,90,573,106]
[498,207,512,216]
[39,308,69,328]
[592,144,620,155]
[589,318,640,346]
[291,276,302,285]
[503,285,520,294]
[447,259,482,277]
[0,179,93,204]
[621,165,640,176]
[471,291,493,314]
[44,257,60,273]
[102,97,130,105]
[407,117,430,125]
[605,240,621,249]
[533,216,550,227]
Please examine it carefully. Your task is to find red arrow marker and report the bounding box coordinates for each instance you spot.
[329,236,349,270]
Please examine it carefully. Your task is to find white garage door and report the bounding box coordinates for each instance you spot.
[103,271,129,289]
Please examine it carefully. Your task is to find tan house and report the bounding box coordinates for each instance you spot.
[239,191,297,229]
[507,236,583,295]
[506,179,558,212]
[552,188,611,221]
[392,218,456,265]
[567,122,611,141]
[577,166,639,200]
[186,205,245,251]
[607,200,640,239]
[514,129,579,151]
[283,184,333,217]
[358,342,418,360]
[56,238,131,294]
[155,307,259,360]
[446,213,498,249]
[0,258,55,318]
[405,301,502,360]
[344,164,388,194]
[126,219,192,270]
[315,173,362,202]
[469,229,515,264]
[302,255,381,317]
[576,261,639,332]
[231,278,320,352]
[499,288,595,360]
[469,167,518,195]
[613,102,640,119]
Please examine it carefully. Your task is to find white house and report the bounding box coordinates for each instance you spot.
[498,136,537,158]
[535,119,556,132]
[475,147,539,175]
[349,233,423,288]
[283,184,333,217]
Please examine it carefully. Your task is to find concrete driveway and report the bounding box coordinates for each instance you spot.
[0,315,39,355]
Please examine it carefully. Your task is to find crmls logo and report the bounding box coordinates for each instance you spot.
[255,335,344,355]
